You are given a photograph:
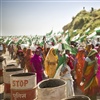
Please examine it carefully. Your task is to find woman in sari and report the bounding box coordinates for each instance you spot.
[24,48,33,72]
[23,47,27,56]
[82,49,98,100]
[65,50,74,70]
[74,47,85,92]
[54,52,65,79]
[31,48,44,84]
[17,50,25,68]
[85,44,92,57]
[60,54,75,98]
[95,46,100,93]
[44,48,58,78]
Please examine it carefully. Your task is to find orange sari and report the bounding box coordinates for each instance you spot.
[75,50,85,92]
[24,49,33,72]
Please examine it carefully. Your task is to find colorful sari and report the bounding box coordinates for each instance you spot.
[84,57,98,99]
[24,49,33,72]
[96,53,100,94]
[44,48,58,78]
[30,51,44,84]
[75,49,85,92]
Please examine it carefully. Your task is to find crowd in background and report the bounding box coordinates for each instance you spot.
[0,37,100,100]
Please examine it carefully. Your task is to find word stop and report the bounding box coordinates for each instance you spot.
[12,80,28,87]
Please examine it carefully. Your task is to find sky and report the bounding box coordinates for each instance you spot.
[0,0,100,36]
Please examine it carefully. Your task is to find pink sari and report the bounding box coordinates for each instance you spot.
[30,53,43,84]
[96,54,100,87]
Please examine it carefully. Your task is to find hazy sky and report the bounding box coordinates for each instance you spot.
[0,0,100,36]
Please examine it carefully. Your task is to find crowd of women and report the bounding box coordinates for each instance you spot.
[0,38,100,100]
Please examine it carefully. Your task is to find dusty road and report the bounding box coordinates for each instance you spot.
[0,50,17,99]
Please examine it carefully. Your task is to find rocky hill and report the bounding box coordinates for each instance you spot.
[62,8,100,38]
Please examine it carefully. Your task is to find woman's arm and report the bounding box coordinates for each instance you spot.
[82,61,88,81]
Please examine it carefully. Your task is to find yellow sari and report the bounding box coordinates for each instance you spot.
[84,58,98,97]
[44,48,58,78]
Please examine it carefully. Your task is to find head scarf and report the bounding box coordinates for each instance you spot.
[35,48,40,52]
[46,48,58,60]
[87,49,98,57]
[26,48,32,56]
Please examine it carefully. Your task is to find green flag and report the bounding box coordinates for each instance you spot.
[46,30,53,36]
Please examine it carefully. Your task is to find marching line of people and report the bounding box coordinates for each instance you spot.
[0,39,100,100]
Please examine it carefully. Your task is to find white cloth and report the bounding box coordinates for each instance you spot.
[60,64,75,98]
[54,64,62,79]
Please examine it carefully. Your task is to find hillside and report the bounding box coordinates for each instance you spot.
[62,8,100,38]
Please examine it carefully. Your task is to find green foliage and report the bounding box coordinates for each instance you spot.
[63,8,100,41]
